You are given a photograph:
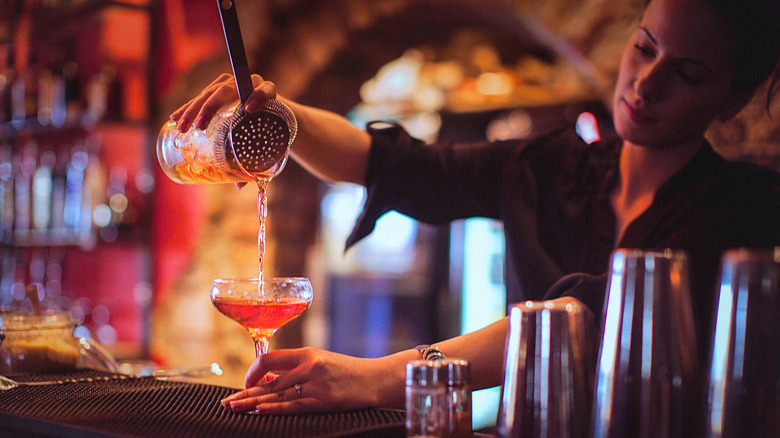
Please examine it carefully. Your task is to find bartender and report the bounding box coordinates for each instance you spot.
[171,0,780,415]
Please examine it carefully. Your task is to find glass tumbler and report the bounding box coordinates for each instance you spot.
[707,247,780,437]
[591,249,701,438]
[157,100,296,185]
[498,297,597,438]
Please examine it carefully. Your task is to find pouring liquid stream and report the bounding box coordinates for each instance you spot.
[257,178,268,282]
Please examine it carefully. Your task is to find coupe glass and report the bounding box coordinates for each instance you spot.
[591,249,701,438]
[707,247,780,437]
[210,277,313,359]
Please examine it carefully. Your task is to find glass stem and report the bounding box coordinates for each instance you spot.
[253,337,270,358]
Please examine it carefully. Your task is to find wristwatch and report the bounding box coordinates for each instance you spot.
[415,344,446,361]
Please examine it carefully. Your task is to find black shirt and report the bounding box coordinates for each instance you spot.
[346,122,780,344]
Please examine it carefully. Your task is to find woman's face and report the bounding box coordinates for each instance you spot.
[612,0,741,149]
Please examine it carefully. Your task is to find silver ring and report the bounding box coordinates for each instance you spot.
[294,383,302,398]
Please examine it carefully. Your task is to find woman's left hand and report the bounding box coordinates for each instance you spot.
[220,347,406,414]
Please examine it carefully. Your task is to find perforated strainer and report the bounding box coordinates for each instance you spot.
[218,99,297,178]
[215,0,297,179]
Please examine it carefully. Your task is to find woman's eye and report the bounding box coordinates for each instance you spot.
[633,44,654,57]
[677,68,704,85]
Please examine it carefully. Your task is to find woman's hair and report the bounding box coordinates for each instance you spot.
[712,0,779,84]
[709,0,780,110]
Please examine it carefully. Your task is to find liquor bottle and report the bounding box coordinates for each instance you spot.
[0,46,14,125]
[32,148,55,232]
[12,49,40,129]
[0,248,15,306]
[49,144,69,235]
[0,144,14,243]
[61,49,81,125]
[43,45,73,127]
[63,145,88,237]
[106,166,128,227]
[37,67,65,127]
[8,47,26,129]
[14,142,37,240]
[81,135,104,242]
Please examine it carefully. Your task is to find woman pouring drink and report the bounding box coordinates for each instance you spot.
[170,0,780,415]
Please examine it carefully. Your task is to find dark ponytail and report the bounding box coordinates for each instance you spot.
[710,0,780,112]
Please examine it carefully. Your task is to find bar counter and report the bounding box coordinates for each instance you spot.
[0,369,405,437]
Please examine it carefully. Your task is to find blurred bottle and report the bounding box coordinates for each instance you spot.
[0,144,13,243]
[14,142,36,240]
[28,247,45,286]
[11,50,38,129]
[63,144,87,237]
[32,148,55,233]
[37,68,53,126]
[43,46,71,128]
[85,61,121,124]
[81,135,104,242]
[56,44,81,125]
[107,167,128,222]
[9,47,26,129]
[49,143,69,236]
[0,247,15,307]
[0,46,14,125]
[95,166,127,243]
[10,248,30,308]
[37,64,66,128]
[43,247,65,311]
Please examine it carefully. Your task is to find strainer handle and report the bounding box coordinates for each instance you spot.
[217,0,254,104]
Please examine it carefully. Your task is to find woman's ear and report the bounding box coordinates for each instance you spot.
[718,89,756,122]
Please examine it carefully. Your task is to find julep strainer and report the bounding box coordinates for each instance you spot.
[215,0,297,179]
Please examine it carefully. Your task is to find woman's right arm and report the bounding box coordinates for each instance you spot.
[169,73,372,185]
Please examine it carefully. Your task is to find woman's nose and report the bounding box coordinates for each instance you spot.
[635,63,665,102]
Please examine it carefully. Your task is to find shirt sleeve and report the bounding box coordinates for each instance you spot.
[345,122,521,249]
[542,272,608,321]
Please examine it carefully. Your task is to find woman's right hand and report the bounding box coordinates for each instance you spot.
[168,73,279,133]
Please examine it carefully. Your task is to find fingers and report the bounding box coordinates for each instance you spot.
[168,73,277,133]
[225,353,313,412]
[219,348,374,415]
[206,72,236,89]
[185,82,237,132]
[244,79,278,113]
[168,73,233,127]
[244,348,309,389]
[221,381,313,414]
